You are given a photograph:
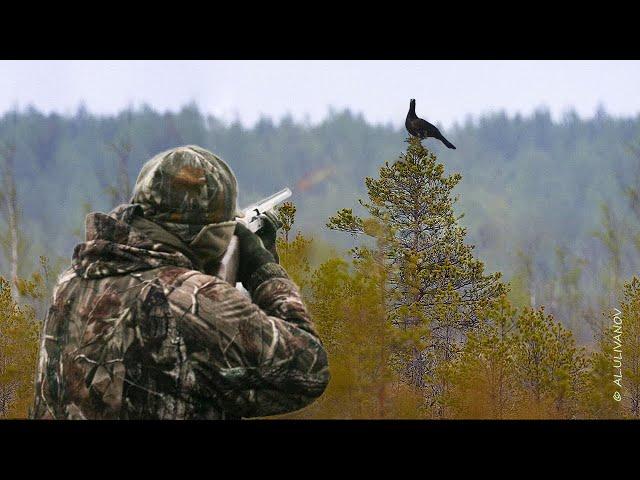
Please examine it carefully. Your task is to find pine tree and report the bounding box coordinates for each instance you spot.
[102,109,134,207]
[612,277,640,417]
[444,294,519,418]
[276,201,296,243]
[447,294,589,419]
[275,201,313,290]
[508,248,536,309]
[273,201,424,418]
[327,136,505,412]
[0,141,21,284]
[511,306,587,418]
[546,247,587,338]
[592,203,626,313]
[581,328,622,419]
[286,248,424,419]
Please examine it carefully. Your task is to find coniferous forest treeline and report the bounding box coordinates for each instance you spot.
[1,104,640,418]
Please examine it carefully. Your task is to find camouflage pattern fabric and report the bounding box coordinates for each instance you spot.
[32,204,330,419]
[131,145,242,226]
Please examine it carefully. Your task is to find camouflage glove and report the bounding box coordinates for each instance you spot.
[255,210,283,263]
[235,222,276,289]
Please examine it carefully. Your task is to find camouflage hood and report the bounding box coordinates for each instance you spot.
[72,204,195,279]
[131,145,242,226]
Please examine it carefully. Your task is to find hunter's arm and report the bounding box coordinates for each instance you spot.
[166,264,330,417]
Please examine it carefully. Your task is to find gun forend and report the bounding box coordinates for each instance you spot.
[238,187,292,233]
[217,187,291,289]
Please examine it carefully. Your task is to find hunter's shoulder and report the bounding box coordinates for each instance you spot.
[147,265,204,288]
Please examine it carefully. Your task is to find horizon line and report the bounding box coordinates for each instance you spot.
[0,101,637,130]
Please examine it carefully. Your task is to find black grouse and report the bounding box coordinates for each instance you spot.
[405,99,456,149]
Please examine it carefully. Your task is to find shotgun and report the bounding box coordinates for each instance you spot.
[216,187,292,290]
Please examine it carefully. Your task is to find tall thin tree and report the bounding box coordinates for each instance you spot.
[0,141,19,285]
[328,136,505,412]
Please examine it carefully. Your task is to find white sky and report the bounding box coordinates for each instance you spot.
[1,60,639,128]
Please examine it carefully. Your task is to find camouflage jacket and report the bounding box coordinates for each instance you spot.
[32,205,329,419]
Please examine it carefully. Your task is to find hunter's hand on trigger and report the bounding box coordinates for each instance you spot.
[235,222,276,285]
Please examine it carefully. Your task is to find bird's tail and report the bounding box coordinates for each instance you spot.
[440,135,456,149]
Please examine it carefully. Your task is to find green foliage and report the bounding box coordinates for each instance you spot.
[328,136,505,412]
[285,248,425,419]
[443,295,519,418]
[445,295,588,419]
[2,105,640,338]
[276,201,296,243]
[2,105,640,419]
[547,247,587,335]
[581,338,623,419]
[508,249,535,309]
[0,255,57,418]
[511,306,588,418]
[0,276,41,418]
[275,201,312,290]
[277,232,313,291]
[592,203,625,304]
[578,276,640,419]
[608,277,640,417]
[276,201,424,418]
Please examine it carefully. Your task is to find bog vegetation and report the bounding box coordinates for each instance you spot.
[276,139,640,419]
[1,106,640,418]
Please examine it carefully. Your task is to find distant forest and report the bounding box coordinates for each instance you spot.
[1,104,639,341]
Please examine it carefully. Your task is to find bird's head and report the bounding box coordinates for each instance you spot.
[410,98,416,106]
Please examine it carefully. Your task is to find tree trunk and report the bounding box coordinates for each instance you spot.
[1,143,19,284]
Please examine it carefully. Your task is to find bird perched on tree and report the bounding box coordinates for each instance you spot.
[405,99,456,149]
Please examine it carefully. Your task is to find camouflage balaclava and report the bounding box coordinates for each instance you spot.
[130,145,242,266]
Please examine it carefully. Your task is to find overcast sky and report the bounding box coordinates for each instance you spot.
[1,60,639,128]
